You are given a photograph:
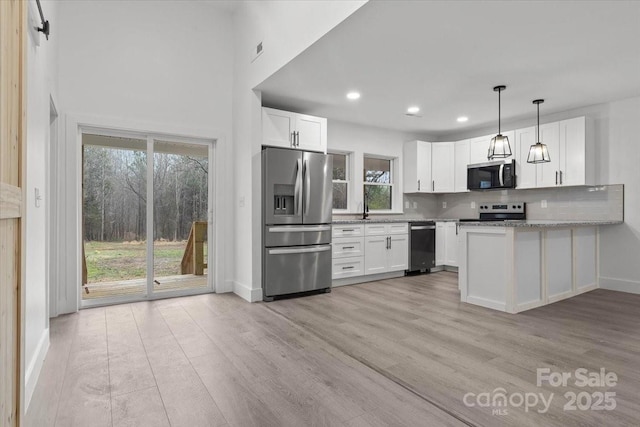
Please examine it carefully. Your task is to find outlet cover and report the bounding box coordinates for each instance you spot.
[412,201,417,209]
[442,201,447,209]
[541,200,547,208]
[405,201,410,209]
[471,201,476,209]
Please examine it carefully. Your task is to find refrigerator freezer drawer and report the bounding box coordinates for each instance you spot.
[264,244,332,297]
[264,225,331,247]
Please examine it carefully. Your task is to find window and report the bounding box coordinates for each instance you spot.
[364,156,393,210]
[330,152,349,210]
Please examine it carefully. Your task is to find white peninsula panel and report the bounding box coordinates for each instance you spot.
[466,230,508,310]
[459,222,617,313]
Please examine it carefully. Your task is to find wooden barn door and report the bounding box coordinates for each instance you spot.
[0,0,26,426]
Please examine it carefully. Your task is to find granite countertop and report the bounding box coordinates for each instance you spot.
[457,220,623,228]
[332,218,422,224]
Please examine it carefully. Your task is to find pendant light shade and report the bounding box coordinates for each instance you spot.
[487,85,512,160]
[527,99,551,164]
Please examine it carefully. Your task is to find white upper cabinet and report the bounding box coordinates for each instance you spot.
[537,122,561,187]
[559,117,589,186]
[468,135,490,165]
[515,127,537,189]
[403,140,432,193]
[516,117,590,189]
[454,140,470,192]
[431,143,455,193]
[469,131,516,165]
[262,107,327,153]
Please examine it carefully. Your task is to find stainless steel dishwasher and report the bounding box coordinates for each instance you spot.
[407,221,436,273]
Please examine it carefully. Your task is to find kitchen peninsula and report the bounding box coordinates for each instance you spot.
[458,220,622,313]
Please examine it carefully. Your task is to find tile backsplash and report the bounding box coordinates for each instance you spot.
[438,184,624,221]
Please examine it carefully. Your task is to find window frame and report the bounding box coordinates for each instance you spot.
[329,151,351,212]
[363,155,394,212]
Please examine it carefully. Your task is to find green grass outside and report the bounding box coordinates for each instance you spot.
[85,241,207,283]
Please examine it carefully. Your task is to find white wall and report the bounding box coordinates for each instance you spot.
[23,0,59,412]
[231,1,367,301]
[328,120,431,214]
[599,96,640,293]
[55,1,235,313]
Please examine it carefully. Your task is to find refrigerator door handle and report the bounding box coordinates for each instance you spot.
[267,225,331,233]
[268,246,331,255]
[294,158,302,215]
[304,159,310,216]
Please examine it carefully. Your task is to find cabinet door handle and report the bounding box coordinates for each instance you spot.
[432,180,435,191]
[342,266,354,270]
[418,179,420,191]
[342,246,354,249]
[389,236,392,249]
[295,131,300,146]
[291,131,296,147]
[560,170,563,185]
[555,171,558,185]
[342,228,355,232]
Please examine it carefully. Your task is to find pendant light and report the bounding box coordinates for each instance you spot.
[487,85,512,160]
[527,99,551,163]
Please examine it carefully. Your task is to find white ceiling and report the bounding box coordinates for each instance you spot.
[256,0,640,139]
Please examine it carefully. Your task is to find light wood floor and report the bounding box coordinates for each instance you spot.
[25,272,639,426]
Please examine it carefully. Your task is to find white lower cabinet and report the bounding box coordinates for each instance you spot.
[388,234,409,271]
[436,222,458,267]
[332,222,408,282]
[364,235,388,275]
[332,257,364,279]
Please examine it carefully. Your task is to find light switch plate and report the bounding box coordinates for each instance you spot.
[405,201,410,209]
[471,201,476,209]
[541,200,547,208]
[412,201,417,209]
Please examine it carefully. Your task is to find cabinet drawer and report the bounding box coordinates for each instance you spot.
[332,257,364,279]
[364,223,388,236]
[332,237,364,258]
[388,223,408,235]
[332,224,364,238]
[365,222,408,236]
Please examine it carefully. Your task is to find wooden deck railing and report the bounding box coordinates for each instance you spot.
[181,221,208,275]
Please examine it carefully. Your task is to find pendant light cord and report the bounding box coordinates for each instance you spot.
[498,89,501,134]
[536,102,540,143]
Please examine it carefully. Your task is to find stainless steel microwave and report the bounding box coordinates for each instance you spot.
[467,160,516,190]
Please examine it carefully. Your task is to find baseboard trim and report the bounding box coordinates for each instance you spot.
[332,270,405,287]
[599,276,640,294]
[233,281,262,302]
[24,328,50,411]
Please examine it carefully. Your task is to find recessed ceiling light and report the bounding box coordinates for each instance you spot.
[457,116,469,123]
[346,91,361,100]
[407,106,420,114]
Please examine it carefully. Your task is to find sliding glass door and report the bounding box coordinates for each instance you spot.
[81,131,214,307]
[152,140,210,295]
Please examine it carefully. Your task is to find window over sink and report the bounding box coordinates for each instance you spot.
[364,156,393,210]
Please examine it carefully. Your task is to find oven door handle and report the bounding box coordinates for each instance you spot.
[411,226,436,230]
[268,246,331,255]
[498,163,505,187]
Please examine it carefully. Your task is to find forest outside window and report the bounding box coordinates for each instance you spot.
[330,152,349,210]
[363,156,393,211]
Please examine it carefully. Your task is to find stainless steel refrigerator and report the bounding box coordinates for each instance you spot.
[262,147,333,301]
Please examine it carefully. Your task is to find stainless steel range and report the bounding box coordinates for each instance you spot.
[262,147,333,301]
[459,203,526,222]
